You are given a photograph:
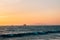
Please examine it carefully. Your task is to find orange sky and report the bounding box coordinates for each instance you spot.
[0,0,60,25]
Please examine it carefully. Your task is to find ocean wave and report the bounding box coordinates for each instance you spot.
[0,31,60,38]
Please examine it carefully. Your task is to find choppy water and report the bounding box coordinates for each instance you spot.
[0,25,60,40]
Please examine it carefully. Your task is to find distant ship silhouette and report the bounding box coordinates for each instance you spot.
[23,24,27,26]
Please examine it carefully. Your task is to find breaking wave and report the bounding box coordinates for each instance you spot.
[0,31,60,38]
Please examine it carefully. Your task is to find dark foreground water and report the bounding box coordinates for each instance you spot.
[0,25,60,40]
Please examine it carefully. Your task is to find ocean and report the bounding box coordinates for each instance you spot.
[0,25,60,40]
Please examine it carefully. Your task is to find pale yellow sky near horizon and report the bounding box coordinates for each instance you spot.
[0,0,60,25]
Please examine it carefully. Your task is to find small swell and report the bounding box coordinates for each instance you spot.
[0,31,60,38]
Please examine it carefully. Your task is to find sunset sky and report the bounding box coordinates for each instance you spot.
[0,0,60,25]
